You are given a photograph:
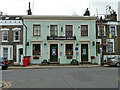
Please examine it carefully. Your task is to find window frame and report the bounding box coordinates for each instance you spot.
[81,25,89,36]
[106,39,114,53]
[110,25,117,37]
[2,31,8,42]
[31,41,42,56]
[49,24,58,36]
[32,24,41,36]
[65,25,74,37]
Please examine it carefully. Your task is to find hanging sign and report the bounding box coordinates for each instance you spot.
[47,36,76,40]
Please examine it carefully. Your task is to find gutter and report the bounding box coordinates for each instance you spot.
[22,18,27,56]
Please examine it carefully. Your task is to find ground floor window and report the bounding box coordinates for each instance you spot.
[65,44,73,56]
[3,48,8,58]
[33,44,41,55]
[107,42,113,53]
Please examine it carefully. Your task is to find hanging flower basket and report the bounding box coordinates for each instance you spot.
[33,56,39,59]
[91,56,95,59]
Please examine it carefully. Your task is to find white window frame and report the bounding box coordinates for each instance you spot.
[1,28,9,42]
[49,24,59,36]
[65,25,74,37]
[109,26,117,37]
[106,39,114,53]
[32,24,41,36]
[31,41,42,56]
[98,25,105,36]
[0,45,13,60]
[12,27,21,42]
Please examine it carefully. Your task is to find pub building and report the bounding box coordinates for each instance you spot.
[22,14,101,65]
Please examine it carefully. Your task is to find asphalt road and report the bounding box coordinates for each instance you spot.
[1,67,119,89]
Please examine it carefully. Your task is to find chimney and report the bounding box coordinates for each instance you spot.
[27,2,32,15]
[84,8,90,16]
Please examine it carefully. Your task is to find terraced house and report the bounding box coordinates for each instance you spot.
[0,15,23,65]
[22,14,100,65]
[96,10,120,62]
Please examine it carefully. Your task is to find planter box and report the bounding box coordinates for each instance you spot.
[33,56,39,59]
[67,56,72,59]
[91,56,95,59]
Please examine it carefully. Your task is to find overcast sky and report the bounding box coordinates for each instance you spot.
[0,0,119,16]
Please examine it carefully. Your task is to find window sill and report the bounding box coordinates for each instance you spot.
[12,40,20,42]
[2,41,8,42]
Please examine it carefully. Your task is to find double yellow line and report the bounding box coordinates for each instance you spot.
[0,80,12,90]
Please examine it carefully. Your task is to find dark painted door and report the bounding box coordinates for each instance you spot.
[81,44,88,62]
[50,44,58,62]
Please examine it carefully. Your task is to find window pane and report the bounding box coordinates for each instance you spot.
[33,44,41,55]
[81,25,88,36]
[108,42,113,52]
[66,25,73,36]
[14,31,20,40]
[50,25,58,36]
[66,44,73,55]
[2,31,8,40]
[33,25,41,36]
[111,27,115,36]
[3,48,8,58]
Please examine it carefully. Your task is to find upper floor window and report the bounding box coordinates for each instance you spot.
[50,25,58,36]
[2,31,8,41]
[14,31,20,41]
[33,24,41,36]
[81,25,88,36]
[1,28,9,42]
[65,25,73,37]
[110,26,117,36]
[98,25,105,36]
[12,28,21,41]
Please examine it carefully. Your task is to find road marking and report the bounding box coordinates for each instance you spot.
[0,80,12,89]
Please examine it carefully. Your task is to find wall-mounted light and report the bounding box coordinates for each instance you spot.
[61,27,63,32]
[44,43,47,46]
[48,26,49,28]
[26,42,29,46]
[78,26,80,28]
[92,41,95,46]
[76,43,79,46]
[61,43,63,46]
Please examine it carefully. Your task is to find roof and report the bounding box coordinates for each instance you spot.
[23,15,97,20]
[0,15,23,20]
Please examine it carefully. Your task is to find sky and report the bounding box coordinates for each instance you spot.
[0,0,119,16]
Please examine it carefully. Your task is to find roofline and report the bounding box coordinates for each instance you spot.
[23,15,97,20]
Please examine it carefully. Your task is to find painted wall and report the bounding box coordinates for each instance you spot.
[23,19,97,64]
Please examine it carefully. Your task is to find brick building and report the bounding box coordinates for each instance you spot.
[96,10,120,62]
[0,15,23,65]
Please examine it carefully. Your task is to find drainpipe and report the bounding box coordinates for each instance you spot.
[22,18,27,56]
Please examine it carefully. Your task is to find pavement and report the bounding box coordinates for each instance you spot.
[8,64,108,69]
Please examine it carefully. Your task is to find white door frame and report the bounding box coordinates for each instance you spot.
[16,45,23,63]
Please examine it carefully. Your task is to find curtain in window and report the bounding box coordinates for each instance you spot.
[33,25,41,36]
[2,31,8,40]
[33,44,41,55]
[81,25,88,36]
[50,25,58,36]
[66,25,73,36]
[66,44,73,55]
